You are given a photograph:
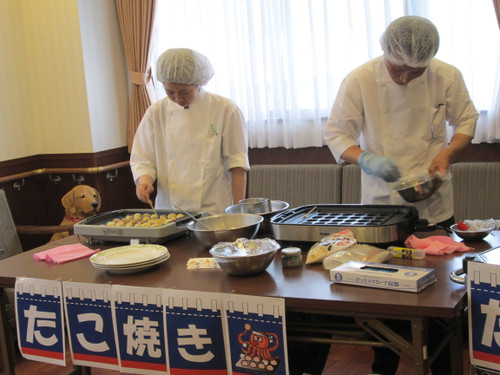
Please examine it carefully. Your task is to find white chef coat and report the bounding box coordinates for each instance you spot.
[325,56,478,224]
[130,88,249,214]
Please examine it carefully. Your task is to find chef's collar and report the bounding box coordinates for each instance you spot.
[183,87,206,110]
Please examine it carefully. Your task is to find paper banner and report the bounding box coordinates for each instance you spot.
[164,289,228,374]
[13,278,289,375]
[467,261,500,371]
[112,285,168,374]
[15,277,65,366]
[63,281,119,370]
[221,294,288,375]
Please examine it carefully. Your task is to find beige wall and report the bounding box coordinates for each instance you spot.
[0,0,128,162]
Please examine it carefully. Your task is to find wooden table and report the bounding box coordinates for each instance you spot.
[0,231,498,375]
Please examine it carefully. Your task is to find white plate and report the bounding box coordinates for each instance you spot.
[90,244,169,266]
[91,253,171,269]
[102,257,170,274]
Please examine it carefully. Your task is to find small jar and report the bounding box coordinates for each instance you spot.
[281,247,302,268]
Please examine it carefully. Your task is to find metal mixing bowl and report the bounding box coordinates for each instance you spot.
[238,198,272,214]
[394,175,442,202]
[225,200,289,233]
[186,213,263,248]
[209,239,280,276]
[450,223,495,241]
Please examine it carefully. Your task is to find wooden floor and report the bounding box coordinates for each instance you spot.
[1,343,471,375]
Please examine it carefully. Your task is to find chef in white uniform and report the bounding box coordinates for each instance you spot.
[325,16,478,226]
[130,48,249,214]
[325,16,479,375]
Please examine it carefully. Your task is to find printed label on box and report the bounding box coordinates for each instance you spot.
[330,261,436,292]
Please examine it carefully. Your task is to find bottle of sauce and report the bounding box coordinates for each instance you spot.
[281,247,303,268]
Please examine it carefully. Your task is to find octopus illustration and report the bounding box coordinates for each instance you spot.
[237,323,280,360]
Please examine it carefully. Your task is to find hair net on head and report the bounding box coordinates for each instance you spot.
[381,16,440,68]
[156,48,214,85]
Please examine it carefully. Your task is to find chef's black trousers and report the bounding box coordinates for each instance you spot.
[287,312,331,375]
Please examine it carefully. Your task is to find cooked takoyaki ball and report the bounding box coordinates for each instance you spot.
[104,212,184,227]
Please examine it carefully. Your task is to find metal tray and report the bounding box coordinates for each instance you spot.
[270,204,419,244]
[74,209,207,244]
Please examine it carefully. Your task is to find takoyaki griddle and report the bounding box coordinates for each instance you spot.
[270,204,420,244]
[74,208,206,244]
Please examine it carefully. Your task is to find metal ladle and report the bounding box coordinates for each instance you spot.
[172,203,212,230]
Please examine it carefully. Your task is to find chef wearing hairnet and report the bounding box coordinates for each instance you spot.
[325,16,478,375]
[130,48,249,214]
[325,15,478,227]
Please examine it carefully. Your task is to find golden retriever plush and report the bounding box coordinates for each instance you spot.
[50,185,101,242]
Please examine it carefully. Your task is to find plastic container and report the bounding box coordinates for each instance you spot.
[387,246,425,260]
[281,247,303,268]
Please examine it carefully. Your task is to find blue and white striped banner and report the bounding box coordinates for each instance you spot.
[15,277,65,366]
[468,261,500,371]
[14,278,288,374]
[222,294,288,375]
[63,281,119,370]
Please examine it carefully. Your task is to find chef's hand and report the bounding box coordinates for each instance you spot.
[136,175,155,204]
[428,152,449,177]
[358,152,401,182]
[429,134,472,176]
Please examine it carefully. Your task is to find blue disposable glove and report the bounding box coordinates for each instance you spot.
[358,151,401,182]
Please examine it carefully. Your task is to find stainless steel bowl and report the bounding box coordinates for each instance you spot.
[209,239,280,276]
[450,223,495,241]
[394,175,442,202]
[225,200,289,233]
[187,213,263,248]
[238,198,272,214]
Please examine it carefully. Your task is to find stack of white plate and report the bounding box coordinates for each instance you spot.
[90,244,170,274]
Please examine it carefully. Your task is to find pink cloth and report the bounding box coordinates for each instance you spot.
[405,235,472,256]
[33,243,100,264]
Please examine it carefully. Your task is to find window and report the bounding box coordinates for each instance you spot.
[153,0,499,147]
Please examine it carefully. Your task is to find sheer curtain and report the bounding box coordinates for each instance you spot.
[152,0,499,148]
[489,0,500,142]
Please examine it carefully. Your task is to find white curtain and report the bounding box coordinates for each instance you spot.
[153,0,499,148]
[488,0,500,142]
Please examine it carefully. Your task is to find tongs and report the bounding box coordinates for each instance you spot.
[172,203,212,230]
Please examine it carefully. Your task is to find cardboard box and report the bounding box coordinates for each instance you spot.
[330,261,436,293]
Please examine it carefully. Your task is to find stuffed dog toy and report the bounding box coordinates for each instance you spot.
[50,185,101,242]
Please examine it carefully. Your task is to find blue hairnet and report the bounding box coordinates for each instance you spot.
[381,16,440,68]
[156,48,214,85]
